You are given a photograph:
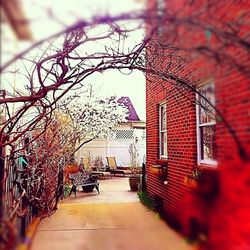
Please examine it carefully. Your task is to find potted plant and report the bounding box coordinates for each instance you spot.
[128,137,142,191]
[93,156,104,170]
[184,168,201,188]
[149,165,162,176]
[184,168,219,198]
[149,161,168,182]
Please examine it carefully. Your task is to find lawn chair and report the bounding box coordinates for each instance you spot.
[106,157,132,176]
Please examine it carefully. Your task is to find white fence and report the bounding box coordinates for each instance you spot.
[75,129,146,167]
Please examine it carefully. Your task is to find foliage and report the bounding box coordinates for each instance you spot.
[63,184,72,198]
[59,85,128,152]
[187,168,202,181]
[128,137,141,174]
[4,112,76,221]
[94,156,104,168]
[184,168,202,187]
[137,191,155,211]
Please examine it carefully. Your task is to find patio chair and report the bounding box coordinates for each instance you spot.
[91,167,112,179]
[106,157,132,176]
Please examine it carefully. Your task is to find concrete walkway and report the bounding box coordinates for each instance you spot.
[31,177,196,250]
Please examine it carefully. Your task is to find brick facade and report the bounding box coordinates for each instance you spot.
[146,0,250,249]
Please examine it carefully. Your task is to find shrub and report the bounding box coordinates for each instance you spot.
[63,184,71,197]
[137,191,155,211]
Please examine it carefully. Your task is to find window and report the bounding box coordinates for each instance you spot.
[159,103,167,158]
[196,83,217,165]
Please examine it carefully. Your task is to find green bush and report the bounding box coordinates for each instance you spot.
[137,191,155,211]
[63,184,71,198]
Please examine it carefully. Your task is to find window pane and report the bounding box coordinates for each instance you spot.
[199,83,215,124]
[160,105,166,130]
[163,132,167,156]
[200,125,216,160]
[160,132,167,156]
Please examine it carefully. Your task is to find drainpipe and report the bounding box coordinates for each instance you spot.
[141,155,147,191]
[0,146,4,220]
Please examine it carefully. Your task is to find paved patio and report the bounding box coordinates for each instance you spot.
[62,176,138,204]
[31,177,196,250]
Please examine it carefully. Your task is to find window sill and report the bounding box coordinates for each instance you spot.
[199,159,217,167]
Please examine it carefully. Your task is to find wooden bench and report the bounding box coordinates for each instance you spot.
[69,172,100,197]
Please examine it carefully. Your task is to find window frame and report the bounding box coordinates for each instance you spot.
[196,82,217,166]
[159,102,168,159]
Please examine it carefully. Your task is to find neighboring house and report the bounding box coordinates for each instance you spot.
[75,96,146,166]
[146,1,250,250]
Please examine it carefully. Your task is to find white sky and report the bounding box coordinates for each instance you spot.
[1,0,146,120]
[20,0,146,120]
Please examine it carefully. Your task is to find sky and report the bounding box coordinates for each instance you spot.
[1,0,146,121]
[19,0,147,120]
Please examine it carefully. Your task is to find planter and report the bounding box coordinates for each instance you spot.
[184,175,219,198]
[82,185,95,192]
[184,177,198,188]
[149,165,162,175]
[149,165,168,181]
[129,175,141,191]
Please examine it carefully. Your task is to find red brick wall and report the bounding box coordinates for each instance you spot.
[146,74,202,232]
[146,0,250,249]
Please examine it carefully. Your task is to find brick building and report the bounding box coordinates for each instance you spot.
[146,1,250,249]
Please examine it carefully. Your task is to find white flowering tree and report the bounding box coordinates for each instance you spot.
[59,87,128,154]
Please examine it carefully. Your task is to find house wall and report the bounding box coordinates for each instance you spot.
[146,75,201,233]
[146,0,250,249]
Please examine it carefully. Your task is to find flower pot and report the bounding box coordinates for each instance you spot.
[129,175,141,191]
[184,177,198,188]
[188,179,198,188]
[82,185,94,192]
[149,165,161,175]
[149,165,168,181]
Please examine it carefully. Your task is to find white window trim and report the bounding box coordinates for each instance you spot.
[159,102,168,159]
[199,121,216,127]
[196,91,218,166]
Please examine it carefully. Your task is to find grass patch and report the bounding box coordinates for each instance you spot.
[137,191,155,211]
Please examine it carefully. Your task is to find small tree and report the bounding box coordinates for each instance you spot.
[59,86,128,153]
[128,136,141,175]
